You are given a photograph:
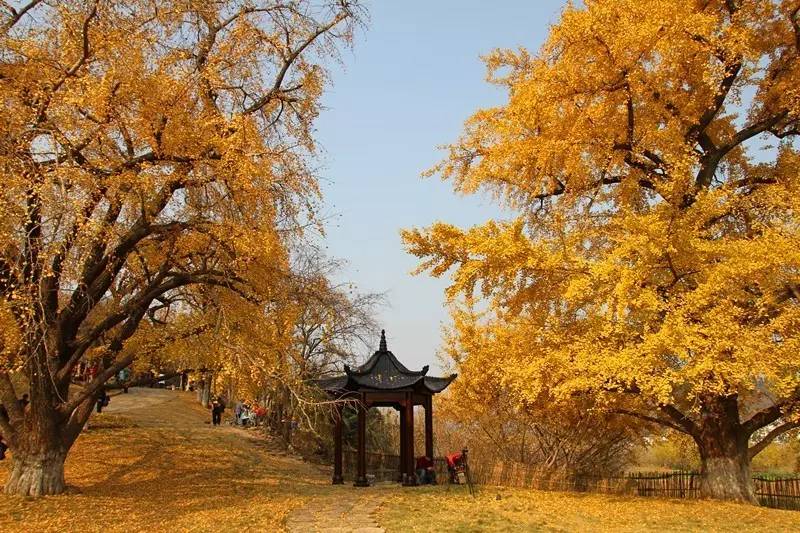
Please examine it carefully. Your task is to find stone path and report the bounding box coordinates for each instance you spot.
[286,492,385,533]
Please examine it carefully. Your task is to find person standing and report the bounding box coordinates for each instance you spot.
[210,397,225,426]
[234,401,243,426]
[117,367,131,393]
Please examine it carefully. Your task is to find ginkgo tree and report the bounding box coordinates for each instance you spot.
[404,0,800,503]
[0,0,361,496]
[168,250,382,447]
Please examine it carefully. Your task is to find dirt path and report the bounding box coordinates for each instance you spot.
[103,387,206,426]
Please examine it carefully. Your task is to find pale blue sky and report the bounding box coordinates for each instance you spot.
[315,1,567,371]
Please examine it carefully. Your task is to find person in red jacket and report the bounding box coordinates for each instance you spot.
[446,451,464,483]
[415,455,436,485]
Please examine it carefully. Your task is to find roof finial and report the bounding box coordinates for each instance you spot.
[379,329,387,352]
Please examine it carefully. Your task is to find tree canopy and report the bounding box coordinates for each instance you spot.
[0,0,361,496]
[404,0,800,502]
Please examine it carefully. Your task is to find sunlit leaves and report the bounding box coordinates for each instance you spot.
[404,0,800,426]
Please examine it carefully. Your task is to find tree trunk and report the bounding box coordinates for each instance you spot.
[695,397,756,504]
[199,376,211,407]
[280,386,292,447]
[3,345,96,497]
[699,448,754,503]
[4,445,68,496]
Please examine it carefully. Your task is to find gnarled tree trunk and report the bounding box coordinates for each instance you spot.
[697,433,755,503]
[5,444,68,497]
[3,361,94,496]
[694,396,756,504]
[4,400,73,496]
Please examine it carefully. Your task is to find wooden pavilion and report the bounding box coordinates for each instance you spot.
[317,330,456,486]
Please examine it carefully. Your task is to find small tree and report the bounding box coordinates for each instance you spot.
[0,0,360,496]
[404,0,800,502]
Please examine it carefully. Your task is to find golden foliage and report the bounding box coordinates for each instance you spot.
[403,0,800,480]
[0,0,363,496]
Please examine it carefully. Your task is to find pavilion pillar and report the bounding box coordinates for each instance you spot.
[354,395,369,487]
[425,395,433,459]
[403,392,416,486]
[332,402,344,485]
[398,406,406,483]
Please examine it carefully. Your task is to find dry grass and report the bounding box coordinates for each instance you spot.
[378,484,800,532]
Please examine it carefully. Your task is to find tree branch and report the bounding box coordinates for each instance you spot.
[749,421,800,459]
[244,10,350,115]
[0,372,22,442]
[611,408,690,434]
[742,401,789,434]
[687,60,742,150]
[0,0,43,35]
[658,404,698,435]
[41,186,106,320]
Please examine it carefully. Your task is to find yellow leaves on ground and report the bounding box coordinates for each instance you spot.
[379,485,800,533]
[1,388,798,532]
[0,389,327,533]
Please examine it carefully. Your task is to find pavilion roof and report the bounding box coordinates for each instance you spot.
[316,330,456,394]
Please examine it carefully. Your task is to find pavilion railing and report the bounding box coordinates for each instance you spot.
[340,450,448,483]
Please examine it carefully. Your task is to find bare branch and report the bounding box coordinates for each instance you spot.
[0,0,43,35]
[244,10,350,115]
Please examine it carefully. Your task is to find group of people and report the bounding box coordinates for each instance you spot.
[73,361,100,383]
[233,401,253,426]
[209,397,269,427]
[234,402,269,427]
[72,362,132,393]
[0,394,29,461]
[412,451,467,485]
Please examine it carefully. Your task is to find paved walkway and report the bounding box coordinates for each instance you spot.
[286,492,385,533]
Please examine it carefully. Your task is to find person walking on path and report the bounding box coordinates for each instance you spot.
[210,397,225,426]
